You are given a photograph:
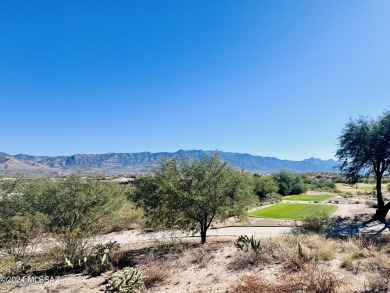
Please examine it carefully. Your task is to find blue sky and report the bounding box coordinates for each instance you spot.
[1,1,390,160]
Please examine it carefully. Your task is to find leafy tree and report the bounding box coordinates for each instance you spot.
[0,175,122,260]
[0,178,48,261]
[134,154,256,244]
[272,170,308,196]
[336,111,390,223]
[252,174,278,200]
[311,178,336,191]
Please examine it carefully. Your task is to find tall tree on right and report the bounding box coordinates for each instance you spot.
[336,111,390,223]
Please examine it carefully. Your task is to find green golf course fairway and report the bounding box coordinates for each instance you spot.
[283,194,333,201]
[248,203,337,220]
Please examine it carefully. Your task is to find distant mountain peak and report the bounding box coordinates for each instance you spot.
[0,150,339,175]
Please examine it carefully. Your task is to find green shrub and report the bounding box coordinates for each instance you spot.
[0,213,47,260]
[342,192,353,198]
[272,171,308,196]
[85,241,120,276]
[262,192,282,203]
[64,241,120,276]
[253,175,278,200]
[311,178,336,191]
[301,212,335,235]
[96,202,144,233]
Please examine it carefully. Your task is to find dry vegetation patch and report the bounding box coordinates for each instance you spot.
[4,233,390,292]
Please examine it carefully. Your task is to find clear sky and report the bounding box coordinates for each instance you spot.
[1,1,390,160]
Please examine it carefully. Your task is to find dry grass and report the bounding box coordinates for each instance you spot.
[231,264,343,293]
[230,275,294,293]
[141,259,172,289]
[5,232,390,292]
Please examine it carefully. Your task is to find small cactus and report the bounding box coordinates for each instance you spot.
[235,235,262,254]
[235,235,251,251]
[250,236,262,254]
[102,267,144,293]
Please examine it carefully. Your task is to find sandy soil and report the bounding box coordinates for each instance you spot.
[3,236,374,293]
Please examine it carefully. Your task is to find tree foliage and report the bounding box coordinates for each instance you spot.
[134,154,256,243]
[0,179,47,260]
[0,175,122,260]
[336,111,390,221]
[272,171,308,196]
[252,174,278,200]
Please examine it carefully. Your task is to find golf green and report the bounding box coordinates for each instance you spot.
[248,203,337,220]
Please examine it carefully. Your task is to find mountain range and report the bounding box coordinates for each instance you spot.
[0,150,339,175]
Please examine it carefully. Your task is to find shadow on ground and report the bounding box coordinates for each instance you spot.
[332,213,390,237]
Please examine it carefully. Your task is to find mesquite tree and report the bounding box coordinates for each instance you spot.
[336,111,390,223]
[134,154,256,244]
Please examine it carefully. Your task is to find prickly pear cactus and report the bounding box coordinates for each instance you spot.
[102,267,144,293]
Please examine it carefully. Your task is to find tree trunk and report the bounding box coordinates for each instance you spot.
[373,202,390,223]
[373,173,390,223]
[376,174,384,210]
[200,228,207,244]
[363,174,389,225]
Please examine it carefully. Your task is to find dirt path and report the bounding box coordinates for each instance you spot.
[93,226,293,245]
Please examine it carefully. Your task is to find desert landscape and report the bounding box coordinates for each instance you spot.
[2,1,390,292]
[1,175,390,293]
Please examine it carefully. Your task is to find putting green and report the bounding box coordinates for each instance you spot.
[248,203,337,220]
[283,194,333,201]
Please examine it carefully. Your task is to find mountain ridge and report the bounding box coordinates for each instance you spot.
[0,150,339,175]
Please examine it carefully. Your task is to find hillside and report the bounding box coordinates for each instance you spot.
[0,150,339,175]
[0,152,53,175]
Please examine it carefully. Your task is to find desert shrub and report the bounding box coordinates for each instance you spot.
[85,241,120,276]
[0,213,47,260]
[229,250,273,270]
[142,262,171,289]
[186,245,215,268]
[0,180,47,260]
[277,235,338,272]
[58,230,91,264]
[365,252,390,285]
[64,241,120,276]
[96,201,144,233]
[149,238,187,258]
[311,178,336,191]
[0,255,25,276]
[292,264,342,292]
[272,171,308,196]
[364,273,389,292]
[300,212,335,234]
[231,275,294,293]
[313,245,335,261]
[1,175,124,270]
[231,264,342,293]
[340,252,361,274]
[102,267,144,293]
[229,235,275,270]
[341,191,353,198]
[253,175,278,200]
[262,192,282,203]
